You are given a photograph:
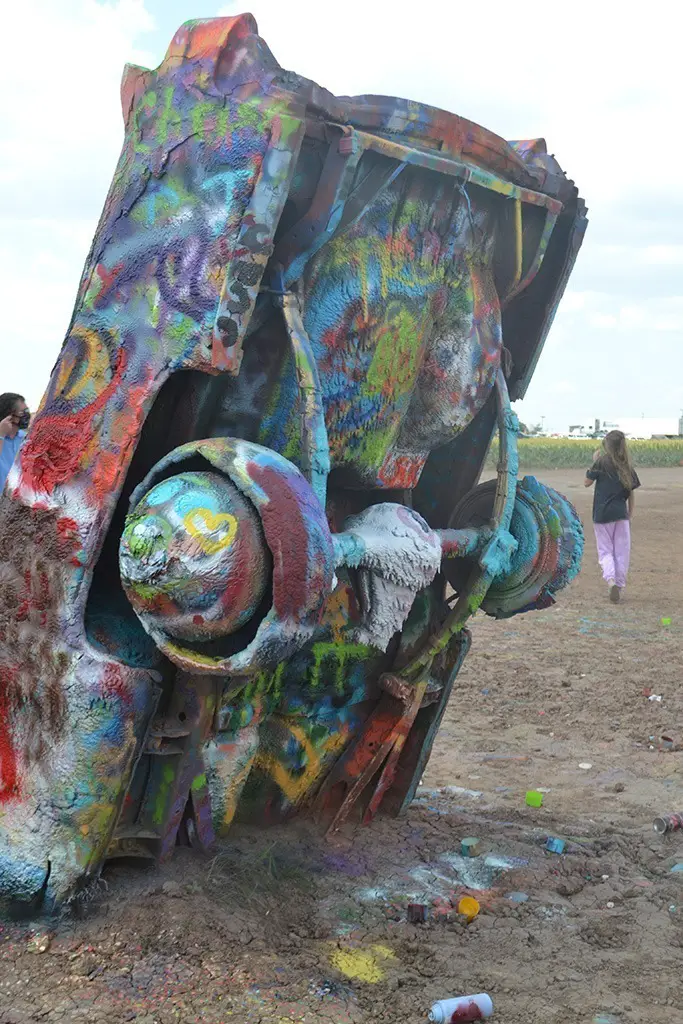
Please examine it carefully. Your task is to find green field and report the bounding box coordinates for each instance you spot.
[486,437,683,469]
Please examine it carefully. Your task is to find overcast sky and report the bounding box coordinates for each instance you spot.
[2,0,681,432]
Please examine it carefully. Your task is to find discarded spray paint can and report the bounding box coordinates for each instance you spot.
[658,734,680,752]
[407,903,428,923]
[428,992,493,1022]
[461,837,481,857]
[653,812,683,835]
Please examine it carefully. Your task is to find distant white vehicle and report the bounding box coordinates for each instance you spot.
[567,417,682,440]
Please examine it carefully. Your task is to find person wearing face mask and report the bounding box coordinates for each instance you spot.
[0,393,30,491]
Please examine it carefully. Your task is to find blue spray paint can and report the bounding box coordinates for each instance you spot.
[428,992,493,1021]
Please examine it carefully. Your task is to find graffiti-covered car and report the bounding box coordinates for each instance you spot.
[0,15,586,912]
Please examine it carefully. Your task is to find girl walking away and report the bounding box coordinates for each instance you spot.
[585,430,640,604]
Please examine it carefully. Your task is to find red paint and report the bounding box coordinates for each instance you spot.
[91,450,122,501]
[0,667,20,804]
[16,566,52,624]
[450,1003,483,1022]
[249,461,311,619]
[320,298,370,356]
[100,663,133,708]
[21,349,127,495]
[56,517,83,567]
[95,261,125,303]
[90,378,150,502]
[377,451,425,489]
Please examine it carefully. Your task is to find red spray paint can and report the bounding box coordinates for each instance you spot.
[428,993,493,1022]
[653,812,683,835]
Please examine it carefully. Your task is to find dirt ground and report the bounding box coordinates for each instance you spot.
[1,469,682,1024]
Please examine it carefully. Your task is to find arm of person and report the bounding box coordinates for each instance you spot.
[584,462,599,488]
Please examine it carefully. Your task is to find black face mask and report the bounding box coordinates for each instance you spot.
[17,411,30,430]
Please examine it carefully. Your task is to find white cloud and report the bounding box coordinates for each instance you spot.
[556,291,588,315]
[588,313,618,330]
[576,296,683,334]
[550,380,576,396]
[214,0,683,431]
[642,246,683,266]
[1,0,681,431]
[0,0,155,404]
[0,0,155,218]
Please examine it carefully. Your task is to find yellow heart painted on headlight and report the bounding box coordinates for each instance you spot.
[184,508,238,555]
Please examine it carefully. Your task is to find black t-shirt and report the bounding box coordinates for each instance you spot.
[586,460,640,524]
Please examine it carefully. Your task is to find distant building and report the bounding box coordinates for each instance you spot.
[566,417,682,439]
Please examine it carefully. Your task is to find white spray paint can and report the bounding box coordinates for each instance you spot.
[428,992,493,1022]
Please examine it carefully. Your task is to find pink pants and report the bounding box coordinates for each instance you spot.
[593,520,631,588]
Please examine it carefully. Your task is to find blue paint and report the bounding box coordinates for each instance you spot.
[0,854,51,905]
[141,474,184,506]
[506,891,529,903]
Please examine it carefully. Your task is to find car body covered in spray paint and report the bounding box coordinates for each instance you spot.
[0,15,587,911]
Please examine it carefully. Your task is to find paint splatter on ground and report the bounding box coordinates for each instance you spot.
[330,944,396,983]
[1,470,682,1022]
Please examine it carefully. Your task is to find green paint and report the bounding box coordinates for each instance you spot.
[364,306,424,399]
[282,417,302,462]
[123,512,172,561]
[146,284,160,327]
[152,763,177,825]
[243,661,285,704]
[156,86,183,146]
[232,99,266,132]
[131,177,195,227]
[191,772,207,792]
[132,90,157,154]
[215,106,230,141]
[548,509,562,540]
[275,112,303,148]
[308,642,372,694]
[355,300,432,471]
[234,644,373,712]
[165,314,198,344]
[191,101,216,138]
[269,662,286,700]
[355,421,398,475]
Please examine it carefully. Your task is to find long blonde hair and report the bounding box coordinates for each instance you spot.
[600,430,634,491]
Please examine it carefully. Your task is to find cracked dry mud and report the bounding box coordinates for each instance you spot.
[1,469,682,1024]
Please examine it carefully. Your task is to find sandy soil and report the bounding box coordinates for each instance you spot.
[1,469,682,1024]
